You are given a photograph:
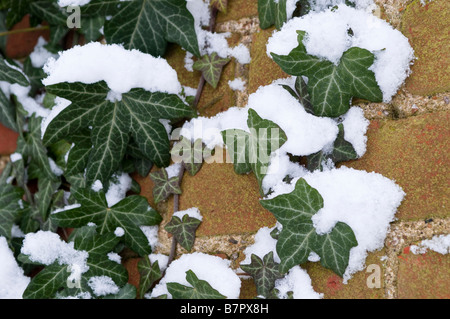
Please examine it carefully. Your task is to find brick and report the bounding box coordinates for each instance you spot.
[122,258,142,297]
[0,124,19,155]
[248,28,288,94]
[167,148,276,237]
[397,248,450,299]
[303,250,387,299]
[401,0,450,96]
[5,15,50,60]
[343,111,450,221]
[216,0,259,23]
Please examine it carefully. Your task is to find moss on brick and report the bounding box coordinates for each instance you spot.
[401,0,450,95]
[216,0,259,23]
[343,111,450,221]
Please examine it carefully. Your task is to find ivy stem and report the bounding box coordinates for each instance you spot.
[0,26,50,37]
[192,6,219,110]
[167,165,185,266]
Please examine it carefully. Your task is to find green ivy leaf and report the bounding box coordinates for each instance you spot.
[306,123,358,171]
[271,31,383,117]
[0,88,18,131]
[167,270,226,299]
[5,0,32,28]
[23,58,46,96]
[0,56,29,86]
[258,0,287,30]
[260,178,357,275]
[35,177,61,220]
[193,53,230,89]
[222,108,287,195]
[51,188,162,256]
[104,0,200,57]
[138,256,163,298]
[240,252,282,298]
[22,263,68,299]
[81,0,123,15]
[165,213,202,251]
[103,283,137,299]
[29,1,68,26]
[80,16,105,42]
[149,168,182,204]
[0,183,24,240]
[43,81,195,186]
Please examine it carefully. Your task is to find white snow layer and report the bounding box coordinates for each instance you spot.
[173,207,203,221]
[30,37,58,68]
[275,266,323,299]
[228,78,246,91]
[0,237,30,299]
[267,5,414,102]
[268,166,405,282]
[88,276,119,297]
[43,42,182,95]
[58,0,91,6]
[150,252,241,299]
[410,235,450,255]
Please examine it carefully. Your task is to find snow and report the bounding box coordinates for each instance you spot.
[150,252,241,299]
[105,172,132,207]
[107,252,122,264]
[0,82,50,118]
[10,153,22,163]
[91,180,104,192]
[341,107,369,157]
[29,37,58,68]
[40,96,72,139]
[88,276,120,297]
[165,162,183,179]
[0,237,30,299]
[149,253,169,272]
[51,203,82,215]
[140,225,159,251]
[228,78,246,91]
[267,166,405,282]
[186,0,251,64]
[21,231,89,282]
[184,51,195,72]
[173,207,203,221]
[241,226,280,264]
[114,227,125,237]
[267,5,414,102]
[43,42,182,95]
[58,0,91,6]
[275,266,323,299]
[410,235,450,255]
[48,157,64,176]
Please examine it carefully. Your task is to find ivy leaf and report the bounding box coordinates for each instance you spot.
[149,168,182,204]
[23,58,46,96]
[193,53,230,89]
[35,177,61,220]
[240,252,282,298]
[81,0,123,15]
[138,256,163,298]
[210,0,228,13]
[104,0,200,57]
[22,263,68,299]
[222,108,287,195]
[306,123,358,171]
[80,16,105,42]
[0,183,24,240]
[312,222,358,277]
[0,57,29,86]
[43,81,195,186]
[167,270,226,299]
[260,178,357,275]
[29,1,68,26]
[171,137,205,176]
[271,31,383,117]
[103,284,137,299]
[51,188,162,256]
[5,0,32,28]
[0,88,18,131]
[165,213,202,251]
[258,0,287,30]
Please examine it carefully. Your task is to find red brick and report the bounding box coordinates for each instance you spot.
[0,124,18,155]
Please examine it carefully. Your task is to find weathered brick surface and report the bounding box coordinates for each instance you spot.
[0,124,18,155]
[401,0,450,96]
[216,0,259,23]
[344,111,450,221]
[397,247,450,299]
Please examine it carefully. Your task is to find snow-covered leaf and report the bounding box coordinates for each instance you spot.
[43,81,195,186]
[193,53,230,89]
[167,270,226,299]
[271,31,383,117]
[104,0,200,57]
[240,252,282,298]
[149,168,182,204]
[165,214,201,251]
[260,178,357,275]
[0,56,29,86]
[50,188,162,256]
[222,108,287,195]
